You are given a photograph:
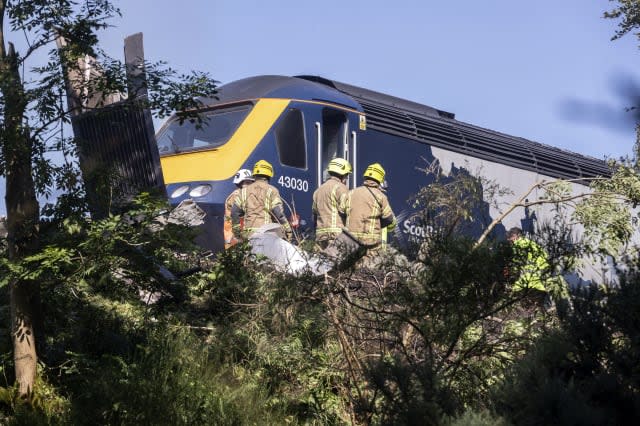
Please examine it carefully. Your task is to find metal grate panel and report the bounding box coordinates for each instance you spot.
[72,101,164,216]
[360,99,610,180]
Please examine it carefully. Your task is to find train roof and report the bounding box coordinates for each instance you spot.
[200,75,360,110]
[296,76,611,181]
[205,75,610,180]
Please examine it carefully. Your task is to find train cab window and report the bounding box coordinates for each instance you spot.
[156,104,252,155]
[321,108,347,179]
[275,108,307,169]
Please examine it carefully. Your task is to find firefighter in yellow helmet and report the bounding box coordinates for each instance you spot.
[223,169,254,249]
[344,163,396,264]
[231,160,292,239]
[312,158,352,249]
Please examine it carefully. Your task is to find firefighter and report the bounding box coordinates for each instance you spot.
[344,163,396,265]
[223,169,254,249]
[231,159,292,239]
[506,227,550,293]
[312,157,352,249]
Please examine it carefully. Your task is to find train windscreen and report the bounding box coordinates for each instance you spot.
[156,104,252,155]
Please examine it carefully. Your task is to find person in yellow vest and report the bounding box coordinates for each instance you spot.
[231,160,292,239]
[505,226,571,310]
[312,158,352,249]
[223,169,254,249]
[507,227,550,293]
[344,163,396,265]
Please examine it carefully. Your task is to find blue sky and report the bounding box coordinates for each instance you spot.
[100,0,638,159]
[1,0,639,215]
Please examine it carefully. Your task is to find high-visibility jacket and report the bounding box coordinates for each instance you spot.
[312,176,348,243]
[224,188,240,249]
[345,180,396,246]
[511,237,550,292]
[232,178,291,237]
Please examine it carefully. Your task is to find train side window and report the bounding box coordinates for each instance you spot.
[275,108,307,169]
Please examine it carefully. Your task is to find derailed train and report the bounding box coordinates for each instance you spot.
[155,75,610,276]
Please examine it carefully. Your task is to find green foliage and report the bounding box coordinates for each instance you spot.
[569,164,640,259]
[2,176,639,425]
[604,0,640,43]
[206,268,353,424]
[0,371,71,426]
[1,0,219,402]
[1,3,638,423]
[69,327,283,426]
[348,235,553,424]
[188,243,260,320]
[1,200,356,424]
[0,193,198,309]
[495,273,640,425]
[445,409,508,426]
[413,162,509,238]
[0,194,297,423]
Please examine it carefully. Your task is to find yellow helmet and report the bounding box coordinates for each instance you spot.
[327,158,352,176]
[253,159,274,178]
[363,163,386,184]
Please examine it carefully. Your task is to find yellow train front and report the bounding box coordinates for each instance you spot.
[156,76,365,252]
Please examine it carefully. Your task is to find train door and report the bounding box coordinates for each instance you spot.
[270,105,312,230]
[315,107,358,190]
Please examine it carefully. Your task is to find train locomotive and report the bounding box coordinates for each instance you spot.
[155,75,610,257]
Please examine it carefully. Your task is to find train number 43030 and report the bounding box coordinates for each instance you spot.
[277,176,309,192]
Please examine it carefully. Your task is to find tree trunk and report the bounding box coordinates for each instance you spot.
[1,28,41,396]
[9,280,38,396]
[6,145,41,397]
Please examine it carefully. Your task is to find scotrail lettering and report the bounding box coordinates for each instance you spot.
[402,220,433,238]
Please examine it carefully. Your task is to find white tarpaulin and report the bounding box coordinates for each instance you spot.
[248,224,333,276]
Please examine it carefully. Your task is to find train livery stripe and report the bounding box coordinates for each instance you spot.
[160,98,290,183]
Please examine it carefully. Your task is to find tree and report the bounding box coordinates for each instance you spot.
[0,0,215,397]
[475,169,640,259]
[495,258,640,424]
[604,0,640,44]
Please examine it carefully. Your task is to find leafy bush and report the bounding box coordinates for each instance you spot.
[207,268,354,425]
[68,327,285,425]
[495,273,640,425]
[4,171,639,425]
[322,233,556,424]
[445,409,508,426]
[0,371,71,426]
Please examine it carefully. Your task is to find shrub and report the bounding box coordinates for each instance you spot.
[495,274,640,425]
[69,326,285,425]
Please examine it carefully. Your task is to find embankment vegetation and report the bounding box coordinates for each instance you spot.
[1,157,640,424]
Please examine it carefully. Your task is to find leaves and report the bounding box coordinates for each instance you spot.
[0,0,217,205]
[604,0,640,43]
[569,161,640,259]
[412,160,509,240]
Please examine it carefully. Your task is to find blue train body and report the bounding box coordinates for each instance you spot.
[156,75,609,255]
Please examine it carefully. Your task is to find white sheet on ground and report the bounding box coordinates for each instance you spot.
[248,224,332,276]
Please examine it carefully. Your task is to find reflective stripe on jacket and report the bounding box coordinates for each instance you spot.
[345,180,396,246]
[312,176,348,242]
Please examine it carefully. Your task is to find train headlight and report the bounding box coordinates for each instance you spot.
[170,185,190,199]
[189,184,212,198]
